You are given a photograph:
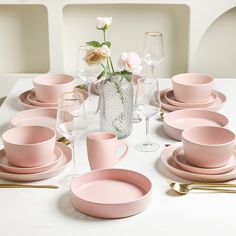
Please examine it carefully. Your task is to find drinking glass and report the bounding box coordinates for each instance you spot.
[133,77,144,123]
[56,92,87,186]
[143,31,164,78]
[135,79,160,152]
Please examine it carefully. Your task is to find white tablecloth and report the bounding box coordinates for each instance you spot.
[0,78,236,236]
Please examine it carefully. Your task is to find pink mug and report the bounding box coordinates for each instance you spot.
[86,132,129,170]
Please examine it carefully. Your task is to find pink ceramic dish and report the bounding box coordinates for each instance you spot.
[171,73,214,103]
[27,90,57,107]
[2,126,56,168]
[0,145,63,174]
[0,142,71,182]
[164,89,216,108]
[71,168,152,219]
[163,109,228,141]
[33,74,74,103]
[160,89,226,112]
[19,90,40,109]
[161,142,236,182]
[11,108,57,129]
[182,126,235,168]
[172,147,236,175]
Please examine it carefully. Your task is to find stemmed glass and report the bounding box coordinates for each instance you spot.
[133,77,144,123]
[135,79,161,152]
[143,31,164,78]
[56,92,87,186]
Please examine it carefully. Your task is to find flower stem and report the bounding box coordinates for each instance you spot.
[109,57,115,73]
[103,29,112,75]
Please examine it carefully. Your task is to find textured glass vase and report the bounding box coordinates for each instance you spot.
[99,75,133,139]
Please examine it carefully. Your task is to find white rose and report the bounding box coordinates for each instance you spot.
[100,45,111,57]
[118,51,143,74]
[96,17,112,30]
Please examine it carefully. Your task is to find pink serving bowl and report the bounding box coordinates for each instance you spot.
[182,126,235,168]
[2,126,56,167]
[171,73,214,103]
[33,74,74,103]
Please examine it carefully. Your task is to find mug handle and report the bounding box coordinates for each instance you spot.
[116,141,129,163]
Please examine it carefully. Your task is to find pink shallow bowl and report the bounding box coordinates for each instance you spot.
[163,109,228,141]
[172,147,236,175]
[70,169,152,219]
[182,126,235,168]
[2,126,56,167]
[171,73,214,103]
[33,74,74,103]
[27,90,57,107]
[0,146,63,174]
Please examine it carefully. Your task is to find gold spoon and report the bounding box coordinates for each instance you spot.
[169,181,236,195]
[0,184,58,189]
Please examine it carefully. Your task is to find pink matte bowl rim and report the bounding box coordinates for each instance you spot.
[33,74,74,87]
[171,73,214,86]
[182,126,235,147]
[2,126,56,146]
[70,168,152,206]
[86,132,117,141]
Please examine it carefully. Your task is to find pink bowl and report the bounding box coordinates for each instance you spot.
[171,73,214,103]
[182,126,235,168]
[2,126,56,167]
[33,74,74,103]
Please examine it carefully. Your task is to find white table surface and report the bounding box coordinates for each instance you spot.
[0,78,236,236]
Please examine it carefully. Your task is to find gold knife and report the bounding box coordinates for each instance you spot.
[0,184,58,189]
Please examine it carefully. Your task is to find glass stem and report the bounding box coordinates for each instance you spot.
[151,65,155,79]
[145,117,150,144]
[71,136,77,175]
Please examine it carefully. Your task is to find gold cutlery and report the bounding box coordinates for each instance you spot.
[57,137,70,145]
[169,181,236,195]
[0,184,58,189]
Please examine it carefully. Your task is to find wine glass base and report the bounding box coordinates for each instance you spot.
[58,174,78,188]
[135,141,160,152]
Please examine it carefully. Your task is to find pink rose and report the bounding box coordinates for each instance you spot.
[118,52,142,74]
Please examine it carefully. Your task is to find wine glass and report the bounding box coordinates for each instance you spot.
[135,78,160,152]
[56,92,87,186]
[143,31,164,78]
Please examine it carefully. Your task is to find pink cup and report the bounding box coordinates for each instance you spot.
[182,126,235,168]
[86,132,129,170]
[171,73,214,103]
[2,126,56,167]
[33,74,74,103]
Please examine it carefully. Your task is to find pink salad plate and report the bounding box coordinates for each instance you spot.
[161,142,236,182]
[172,147,236,175]
[10,108,57,129]
[0,142,71,182]
[0,145,63,174]
[164,89,217,108]
[71,168,152,219]
[163,109,228,141]
[18,90,57,109]
[160,89,226,112]
[27,90,57,107]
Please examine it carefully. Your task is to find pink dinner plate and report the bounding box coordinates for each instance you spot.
[161,142,236,182]
[71,169,152,219]
[172,146,236,175]
[160,89,226,112]
[0,145,63,174]
[164,89,216,108]
[18,90,57,109]
[27,90,57,107]
[10,108,57,129]
[0,142,71,182]
[163,109,228,141]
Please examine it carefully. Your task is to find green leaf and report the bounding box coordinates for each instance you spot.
[97,70,105,80]
[101,41,111,48]
[121,70,132,82]
[86,41,101,48]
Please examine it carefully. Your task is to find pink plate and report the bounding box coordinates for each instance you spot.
[160,89,226,112]
[0,142,71,182]
[164,89,216,108]
[161,142,236,182]
[163,109,228,141]
[11,108,57,129]
[0,145,63,174]
[172,146,236,175]
[71,169,152,219]
[27,90,57,107]
[18,90,57,109]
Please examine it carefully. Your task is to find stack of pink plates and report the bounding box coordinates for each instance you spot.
[18,90,58,109]
[160,89,226,112]
[0,142,71,181]
[161,143,236,182]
